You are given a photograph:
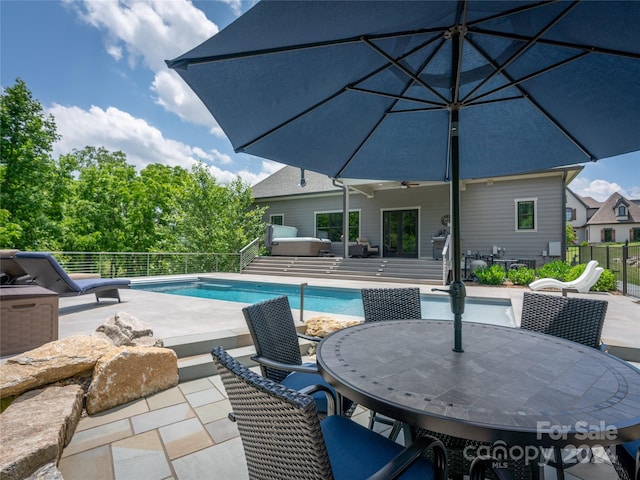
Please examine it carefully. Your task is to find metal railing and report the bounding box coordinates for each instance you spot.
[50,251,241,278]
[566,243,639,298]
[239,237,260,272]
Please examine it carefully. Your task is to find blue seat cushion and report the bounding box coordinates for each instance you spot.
[321,415,436,480]
[622,439,640,459]
[280,368,334,413]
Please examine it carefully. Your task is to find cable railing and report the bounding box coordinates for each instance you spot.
[239,237,260,272]
[49,251,241,278]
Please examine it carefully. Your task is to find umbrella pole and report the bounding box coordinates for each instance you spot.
[451,109,466,352]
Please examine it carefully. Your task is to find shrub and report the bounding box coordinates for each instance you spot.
[507,267,535,285]
[593,269,617,292]
[536,260,571,281]
[474,264,506,285]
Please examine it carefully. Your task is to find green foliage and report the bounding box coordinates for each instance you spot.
[567,263,616,292]
[566,223,577,245]
[536,260,572,281]
[1,79,268,255]
[1,78,61,249]
[507,266,535,285]
[474,264,506,285]
[593,269,617,292]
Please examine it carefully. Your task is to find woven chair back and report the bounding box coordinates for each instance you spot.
[211,347,333,480]
[242,295,303,382]
[361,288,422,322]
[521,292,608,349]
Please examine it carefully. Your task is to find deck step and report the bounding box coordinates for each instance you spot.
[242,256,444,283]
[167,329,315,382]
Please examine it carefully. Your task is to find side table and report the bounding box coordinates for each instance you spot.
[1,285,59,356]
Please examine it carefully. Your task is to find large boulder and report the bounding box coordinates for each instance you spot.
[86,346,178,414]
[93,311,164,347]
[0,336,114,399]
[0,385,83,480]
[305,316,361,337]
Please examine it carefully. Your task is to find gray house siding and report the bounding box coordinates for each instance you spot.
[255,170,568,264]
[459,176,564,262]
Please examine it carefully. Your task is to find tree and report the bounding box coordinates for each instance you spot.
[566,223,577,246]
[59,147,137,252]
[173,163,266,253]
[0,78,61,249]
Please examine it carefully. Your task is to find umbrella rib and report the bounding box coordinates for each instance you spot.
[461,38,595,159]
[236,34,448,152]
[167,27,449,69]
[361,37,449,104]
[464,0,553,29]
[346,86,445,108]
[471,29,640,61]
[464,47,590,106]
[461,1,579,103]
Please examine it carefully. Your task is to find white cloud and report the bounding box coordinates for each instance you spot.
[63,0,224,132]
[570,177,632,202]
[50,103,227,172]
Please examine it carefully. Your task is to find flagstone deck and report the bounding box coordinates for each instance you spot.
[30,274,640,479]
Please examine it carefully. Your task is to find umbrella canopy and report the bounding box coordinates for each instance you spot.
[167,0,640,351]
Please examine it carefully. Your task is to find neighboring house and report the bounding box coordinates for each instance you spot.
[568,189,640,244]
[252,165,583,267]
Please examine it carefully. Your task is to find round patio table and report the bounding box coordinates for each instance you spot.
[317,320,640,448]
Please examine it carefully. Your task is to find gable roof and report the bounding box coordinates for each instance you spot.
[252,166,341,199]
[586,191,640,225]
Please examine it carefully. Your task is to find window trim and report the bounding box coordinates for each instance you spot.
[314,209,361,242]
[269,214,284,225]
[514,198,537,232]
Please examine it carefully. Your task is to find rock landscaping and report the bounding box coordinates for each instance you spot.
[0,312,178,480]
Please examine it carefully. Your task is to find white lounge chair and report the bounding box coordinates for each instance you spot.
[529,260,603,294]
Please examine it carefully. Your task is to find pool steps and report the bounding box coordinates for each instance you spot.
[242,256,444,284]
[165,324,313,382]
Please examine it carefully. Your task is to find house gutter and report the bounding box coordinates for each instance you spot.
[562,171,568,262]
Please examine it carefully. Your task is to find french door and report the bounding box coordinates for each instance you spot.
[382,209,418,258]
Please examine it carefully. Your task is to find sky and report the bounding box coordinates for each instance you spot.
[1,0,638,200]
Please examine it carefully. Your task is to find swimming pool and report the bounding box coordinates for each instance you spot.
[133,278,516,327]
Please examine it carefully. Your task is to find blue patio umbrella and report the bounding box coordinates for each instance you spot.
[167,1,640,352]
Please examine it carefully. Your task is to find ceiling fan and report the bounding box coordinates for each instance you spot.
[401,181,419,188]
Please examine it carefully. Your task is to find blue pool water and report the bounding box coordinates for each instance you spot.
[133,278,516,327]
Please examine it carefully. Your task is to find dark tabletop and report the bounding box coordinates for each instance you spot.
[317,320,640,447]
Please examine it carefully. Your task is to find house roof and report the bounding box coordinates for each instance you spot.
[252,166,341,199]
[254,165,583,200]
[581,196,603,209]
[586,191,640,225]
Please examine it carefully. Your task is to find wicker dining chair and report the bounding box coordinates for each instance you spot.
[520,292,608,350]
[361,287,422,322]
[242,295,351,415]
[361,287,422,440]
[211,347,448,480]
[521,291,609,475]
[607,440,640,480]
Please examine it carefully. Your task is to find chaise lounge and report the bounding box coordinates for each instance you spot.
[529,259,603,294]
[14,252,130,302]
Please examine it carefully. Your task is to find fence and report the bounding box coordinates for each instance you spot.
[50,251,241,278]
[566,244,640,298]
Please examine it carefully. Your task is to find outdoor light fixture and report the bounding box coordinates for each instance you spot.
[299,168,306,187]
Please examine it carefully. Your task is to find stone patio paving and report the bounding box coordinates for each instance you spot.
[44,273,639,479]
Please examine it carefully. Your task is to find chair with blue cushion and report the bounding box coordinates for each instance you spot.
[608,440,640,480]
[15,252,130,302]
[361,287,422,439]
[211,346,448,480]
[242,295,352,415]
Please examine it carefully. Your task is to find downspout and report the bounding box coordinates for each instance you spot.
[333,179,349,258]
